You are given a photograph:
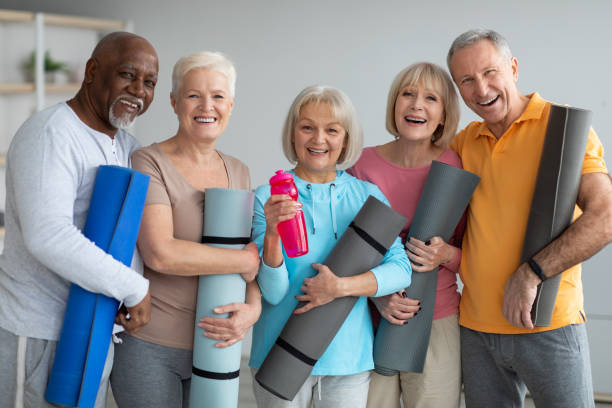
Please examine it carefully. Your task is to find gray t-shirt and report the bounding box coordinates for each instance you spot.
[0,102,149,340]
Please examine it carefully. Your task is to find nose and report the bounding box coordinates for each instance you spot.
[474,77,488,97]
[201,95,214,111]
[410,95,425,111]
[128,78,146,99]
[313,128,326,143]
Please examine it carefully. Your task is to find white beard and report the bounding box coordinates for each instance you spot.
[109,96,142,130]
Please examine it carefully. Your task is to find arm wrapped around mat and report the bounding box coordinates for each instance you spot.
[521,105,592,326]
[373,161,479,375]
[255,195,407,401]
[45,165,150,408]
[189,188,254,408]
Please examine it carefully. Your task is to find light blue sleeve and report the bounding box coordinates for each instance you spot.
[367,187,412,297]
[252,186,290,305]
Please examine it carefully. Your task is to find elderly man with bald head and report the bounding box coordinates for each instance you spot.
[0,32,159,408]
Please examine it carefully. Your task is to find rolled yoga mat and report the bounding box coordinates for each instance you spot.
[189,188,255,408]
[373,161,479,375]
[522,105,592,326]
[45,165,149,408]
[255,195,408,401]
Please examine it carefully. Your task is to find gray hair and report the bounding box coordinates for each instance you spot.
[171,51,236,98]
[447,29,513,72]
[281,85,363,169]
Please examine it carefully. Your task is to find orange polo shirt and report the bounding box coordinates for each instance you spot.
[451,92,607,334]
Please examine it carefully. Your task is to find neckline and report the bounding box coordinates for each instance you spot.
[151,142,231,193]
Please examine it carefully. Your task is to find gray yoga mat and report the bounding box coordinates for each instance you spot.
[373,161,479,375]
[522,105,592,327]
[189,188,254,408]
[255,196,408,401]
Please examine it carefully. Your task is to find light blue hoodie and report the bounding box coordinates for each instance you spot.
[249,170,412,375]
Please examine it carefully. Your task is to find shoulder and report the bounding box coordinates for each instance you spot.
[218,150,251,189]
[218,151,250,174]
[131,144,163,173]
[340,171,387,203]
[116,129,142,153]
[438,148,462,168]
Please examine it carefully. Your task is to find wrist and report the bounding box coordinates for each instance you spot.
[527,258,547,283]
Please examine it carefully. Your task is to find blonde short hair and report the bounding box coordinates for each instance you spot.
[385,62,459,147]
[281,85,363,169]
[171,51,236,98]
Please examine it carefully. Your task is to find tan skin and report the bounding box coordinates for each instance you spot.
[64,32,159,334]
[136,67,261,346]
[450,40,612,329]
[262,102,379,314]
[370,82,461,325]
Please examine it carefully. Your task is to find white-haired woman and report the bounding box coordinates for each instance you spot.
[249,85,412,407]
[349,62,464,408]
[110,51,261,408]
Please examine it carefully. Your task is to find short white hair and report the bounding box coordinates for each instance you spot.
[172,51,236,97]
[281,85,363,169]
[447,29,513,76]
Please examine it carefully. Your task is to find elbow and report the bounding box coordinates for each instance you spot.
[601,204,612,244]
[139,244,170,273]
[257,276,288,306]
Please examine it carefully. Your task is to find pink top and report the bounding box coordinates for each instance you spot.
[349,146,464,320]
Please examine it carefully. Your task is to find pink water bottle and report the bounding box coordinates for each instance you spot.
[269,170,309,257]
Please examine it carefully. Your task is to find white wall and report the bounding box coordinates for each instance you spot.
[3,0,611,394]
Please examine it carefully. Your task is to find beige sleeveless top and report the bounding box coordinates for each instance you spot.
[130,143,251,349]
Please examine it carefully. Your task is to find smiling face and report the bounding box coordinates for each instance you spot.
[394,82,444,143]
[89,36,158,133]
[292,102,347,183]
[171,68,234,142]
[449,39,522,135]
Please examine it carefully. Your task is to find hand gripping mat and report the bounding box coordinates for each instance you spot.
[374,161,479,375]
[255,196,408,401]
[522,105,592,326]
[45,165,149,407]
[189,188,254,408]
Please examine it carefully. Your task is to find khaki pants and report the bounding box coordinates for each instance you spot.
[366,314,461,408]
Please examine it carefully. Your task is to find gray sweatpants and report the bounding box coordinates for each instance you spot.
[0,325,113,408]
[461,324,594,408]
[110,333,193,408]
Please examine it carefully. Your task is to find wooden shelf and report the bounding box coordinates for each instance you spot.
[0,82,80,94]
[0,9,125,30]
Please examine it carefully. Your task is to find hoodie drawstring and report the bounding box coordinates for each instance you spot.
[306,184,315,234]
[305,182,337,239]
[330,183,337,239]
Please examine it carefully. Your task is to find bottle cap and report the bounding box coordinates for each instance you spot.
[269,170,294,184]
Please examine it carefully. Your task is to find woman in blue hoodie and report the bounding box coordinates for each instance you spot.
[249,85,412,407]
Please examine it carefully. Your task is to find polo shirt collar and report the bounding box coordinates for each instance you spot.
[475,92,546,138]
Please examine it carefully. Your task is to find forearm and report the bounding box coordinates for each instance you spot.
[531,172,612,279]
[337,271,378,297]
[262,231,284,268]
[141,238,256,277]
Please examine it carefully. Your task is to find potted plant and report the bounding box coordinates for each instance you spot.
[22,50,69,83]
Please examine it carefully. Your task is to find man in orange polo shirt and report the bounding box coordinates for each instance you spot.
[448,29,612,407]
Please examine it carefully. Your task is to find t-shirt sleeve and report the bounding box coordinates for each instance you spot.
[582,127,608,175]
[131,148,171,206]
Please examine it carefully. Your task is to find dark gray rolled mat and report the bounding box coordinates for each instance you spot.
[373,161,479,375]
[522,105,592,327]
[255,196,408,401]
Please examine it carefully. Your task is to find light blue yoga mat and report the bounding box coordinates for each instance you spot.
[45,165,149,408]
[189,188,254,408]
[373,161,479,375]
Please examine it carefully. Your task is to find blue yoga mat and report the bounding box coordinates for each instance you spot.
[190,188,254,408]
[45,165,149,408]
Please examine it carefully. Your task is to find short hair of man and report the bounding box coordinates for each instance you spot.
[281,85,364,169]
[446,29,513,73]
[385,62,460,147]
[172,51,236,98]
